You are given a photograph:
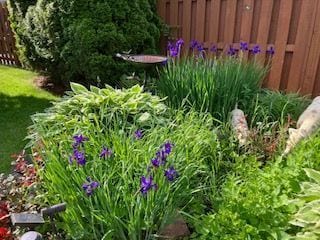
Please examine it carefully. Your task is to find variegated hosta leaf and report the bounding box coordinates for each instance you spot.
[290,169,320,238]
[304,168,320,184]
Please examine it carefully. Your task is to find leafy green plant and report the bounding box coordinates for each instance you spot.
[28,84,221,239]
[290,168,320,240]
[157,46,268,122]
[192,129,320,240]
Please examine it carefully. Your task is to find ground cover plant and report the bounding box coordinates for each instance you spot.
[28,84,223,239]
[0,65,56,173]
[192,129,320,240]
[7,0,161,86]
[157,40,272,122]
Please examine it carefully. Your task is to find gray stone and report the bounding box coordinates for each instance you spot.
[159,218,190,239]
[20,231,42,240]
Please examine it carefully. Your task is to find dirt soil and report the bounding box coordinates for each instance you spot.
[33,76,66,96]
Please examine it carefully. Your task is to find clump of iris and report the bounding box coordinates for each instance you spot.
[189,40,275,57]
[140,141,178,195]
[69,134,88,166]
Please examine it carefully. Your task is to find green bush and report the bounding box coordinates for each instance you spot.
[157,51,268,122]
[8,0,161,86]
[29,84,221,239]
[192,131,320,239]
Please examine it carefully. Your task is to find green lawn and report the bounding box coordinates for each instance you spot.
[0,65,57,173]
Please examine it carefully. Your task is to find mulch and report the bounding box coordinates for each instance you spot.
[33,76,66,96]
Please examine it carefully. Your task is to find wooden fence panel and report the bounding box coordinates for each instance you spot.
[158,0,320,96]
[0,3,19,66]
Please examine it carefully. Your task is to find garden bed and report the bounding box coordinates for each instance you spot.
[2,40,320,239]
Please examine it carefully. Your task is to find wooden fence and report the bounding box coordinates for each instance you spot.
[0,2,19,66]
[157,0,320,96]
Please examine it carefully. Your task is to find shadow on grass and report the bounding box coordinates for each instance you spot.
[0,93,53,173]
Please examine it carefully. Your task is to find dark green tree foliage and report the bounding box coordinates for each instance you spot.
[7,0,161,85]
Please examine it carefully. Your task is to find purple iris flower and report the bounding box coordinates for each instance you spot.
[164,141,173,155]
[169,47,179,58]
[227,45,237,56]
[164,166,178,182]
[69,149,86,166]
[150,141,174,169]
[210,45,218,53]
[134,130,143,140]
[156,150,168,165]
[190,40,199,50]
[140,176,157,195]
[240,42,249,51]
[82,177,99,196]
[151,157,160,168]
[251,45,261,54]
[197,43,204,52]
[73,134,88,148]
[99,146,112,159]
[74,149,86,166]
[266,46,275,55]
[176,38,184,48]
[167,41,174,50]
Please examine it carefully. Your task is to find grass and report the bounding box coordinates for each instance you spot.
[0,65,57,173]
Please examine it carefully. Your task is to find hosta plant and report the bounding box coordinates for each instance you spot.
[290,168,320,239]
[27,83,168,146]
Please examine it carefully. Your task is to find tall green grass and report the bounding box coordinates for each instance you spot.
[157,56,268,121]
[251,90,311,123]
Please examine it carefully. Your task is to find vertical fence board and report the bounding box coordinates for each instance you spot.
[301,1,320,95]
[256,0,274,64]
[249,0,261,43]
[287,0,317,93]
[195,0,206,43]
[313,59,320,96]
[240,0,254,59]
[169,0,179,39]
[209,0,221,44]
[182,0,192,47]
[224,0,237,45]
[267,0,293,90]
